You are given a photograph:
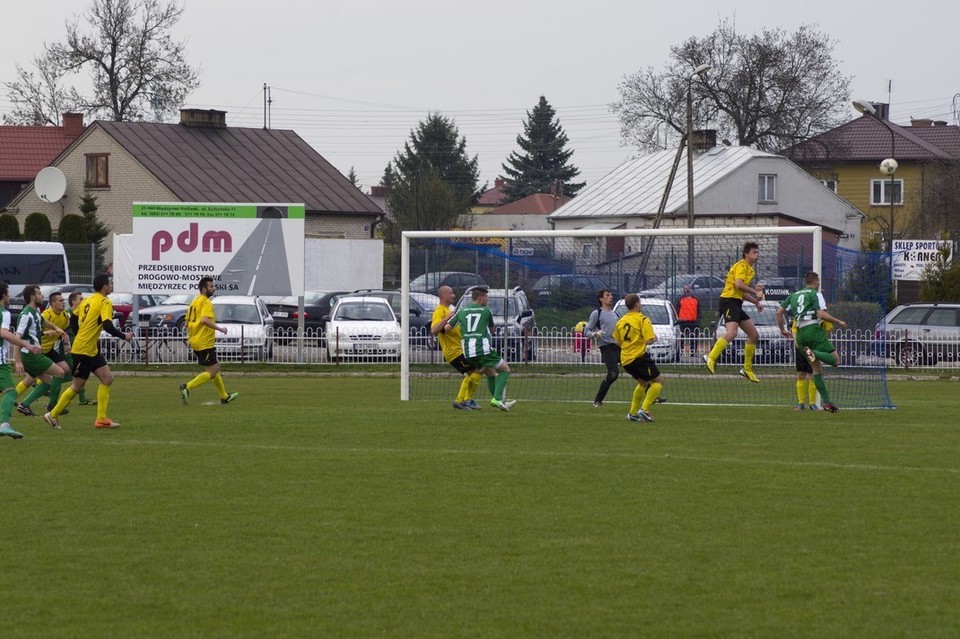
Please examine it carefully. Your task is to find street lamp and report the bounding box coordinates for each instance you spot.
[853,99,898,250]
[686,63,710,273]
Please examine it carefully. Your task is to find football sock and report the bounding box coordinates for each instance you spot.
[0,389,16,422]
[641,382,663,412]
[21,381,51,408]
[808,379,818,405]
[708,337,728,362]
[813,374,831,404]
[456,375,471,403]
[466,372,482,400]
[486,375,496,396]
[187,371,212,391]
[97,384,111,421]
[49,376,63,406]
[15,380,29,396]
[51,387,76,419]
[796,379,807,404]
[493,370,510,401]
[743,343,757,372]
[212,374,228,400]
[630,382,645,415]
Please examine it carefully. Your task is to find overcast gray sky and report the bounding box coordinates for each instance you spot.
[2,0,957,191]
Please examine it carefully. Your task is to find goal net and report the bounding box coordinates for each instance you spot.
[400,226,894,410]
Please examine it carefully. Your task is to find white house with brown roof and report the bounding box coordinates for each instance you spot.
[7,109,383,261]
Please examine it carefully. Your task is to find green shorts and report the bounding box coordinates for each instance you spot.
[795,324,835,354]
[466,351,503,370]
[0,363,14,391]
[21,351,55,377]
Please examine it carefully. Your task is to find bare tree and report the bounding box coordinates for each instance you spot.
[3,51,82,125]
[611,20,851,153]
[4,0,199,124]
[908,162,960,242]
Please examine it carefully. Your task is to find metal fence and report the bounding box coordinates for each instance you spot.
[104,326,960,373]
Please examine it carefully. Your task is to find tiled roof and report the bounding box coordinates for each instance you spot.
[0,126,77,180]
[549,145,774,219]
[781,116,958,163]
[908,126,960,158]
[96,121,381,215]
[492,193,570,215]
[477,183,506,206]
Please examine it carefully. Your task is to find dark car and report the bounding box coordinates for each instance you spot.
[135,294,193,336]
[640,273,726,316]
[455,286,536,362]
[6,283,96,318]
[267,290,349,343]
[532,274,614,309]
[108,293,168,329]
[409,271,486,296]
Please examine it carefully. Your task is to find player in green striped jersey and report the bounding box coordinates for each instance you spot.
[446,286,516,411]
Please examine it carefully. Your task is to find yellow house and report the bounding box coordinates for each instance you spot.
[782,103,960,248]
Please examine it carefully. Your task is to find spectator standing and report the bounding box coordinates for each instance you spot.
[675,285,701,357]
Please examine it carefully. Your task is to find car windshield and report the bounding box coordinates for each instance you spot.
[334,302,394,322]
[213,303,260,323]
[642,304,670,324]
[162,294,192,305]
[487,296,519,317]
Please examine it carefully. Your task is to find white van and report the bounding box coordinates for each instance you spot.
[1,241,71,324]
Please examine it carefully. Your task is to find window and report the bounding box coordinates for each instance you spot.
[758,174,777,202]
[581,243,593,261]
[85,153,110,187]
[871,179,903,205]
[820,179,838,193]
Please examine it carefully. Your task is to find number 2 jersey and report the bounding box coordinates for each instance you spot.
[613,311,655,365]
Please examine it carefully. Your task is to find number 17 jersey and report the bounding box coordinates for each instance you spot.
[450,303,495,359]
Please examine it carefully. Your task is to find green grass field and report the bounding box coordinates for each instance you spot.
[2,376,958,638]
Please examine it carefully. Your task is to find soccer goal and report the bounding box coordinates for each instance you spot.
[399,226,894,409]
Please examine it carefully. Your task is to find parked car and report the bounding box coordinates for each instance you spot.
[711,301,792,365]
[455,286,536,362]
[875,303,960,366]
[211,295,275,361]
[409,271,486,296]
[352,289,433,344]
[325,295,401,361]
[612,297,680,363]
[266,290,349,343]
[532,274,614,309]
[640,274,726,315]
[108,292,168,329]
[136,297,193,336]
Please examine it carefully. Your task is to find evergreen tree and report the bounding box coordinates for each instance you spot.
[346,166,360,188]
[380,162,396,189]
[23,212,53,240]
[500,96,585,203]
[79,184,110,272]
[0,214,20,239]
[393,112,480,205]
[383,113,480,245]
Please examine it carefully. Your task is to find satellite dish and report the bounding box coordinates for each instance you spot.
[36,166,67,203]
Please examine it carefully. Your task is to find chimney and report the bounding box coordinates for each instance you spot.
[62,112,84,139]
[494,178,506,188]
[868,102,890,120]
[910,118,933,128]
[370,186,389,197]
[179,109,227,129]
[933,120,948,127]
[690,129,717,152]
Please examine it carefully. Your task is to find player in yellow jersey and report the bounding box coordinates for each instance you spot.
[44,274,133,430]
[704,241,765,382]
[66,291,94,405]
[430,285,483,410]
[180,276,239,405]
[15,291,72,416]
[613,294,664,423]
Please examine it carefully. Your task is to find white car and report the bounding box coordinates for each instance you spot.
[212,295,275,361]
[612,297,680,363]
[325,296,401,360]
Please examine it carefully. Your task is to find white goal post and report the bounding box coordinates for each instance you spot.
[399,225,822,400]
